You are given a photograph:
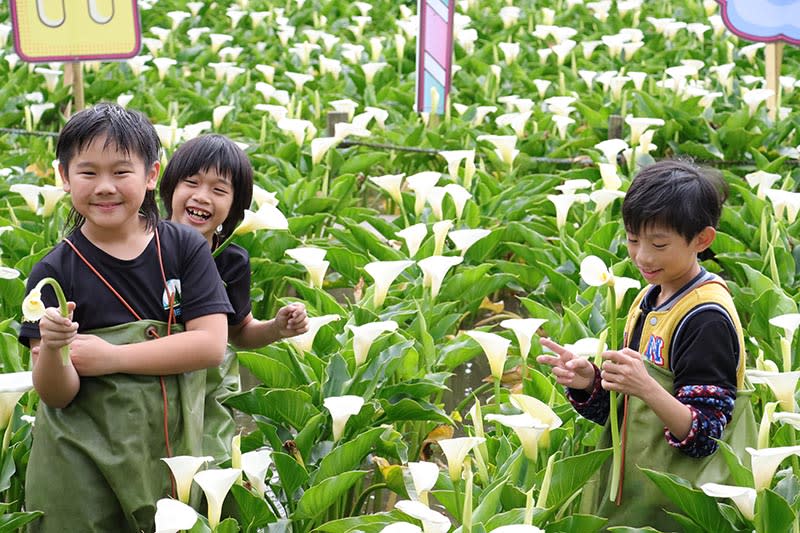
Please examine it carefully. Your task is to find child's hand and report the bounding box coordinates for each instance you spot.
[38,303,78,355]
[68,334,117,376]
[274,303,309,339]
[537,337,596,392]
[600,348,655,398]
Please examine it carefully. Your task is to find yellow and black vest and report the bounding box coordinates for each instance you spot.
[582,275,756,531]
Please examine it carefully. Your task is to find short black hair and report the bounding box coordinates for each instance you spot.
[622,160,728,242]
[159,134,254,242]
[57,103,161,233]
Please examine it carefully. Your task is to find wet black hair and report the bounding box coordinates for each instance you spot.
[159,134,254,243]
[622,160,728,243]
[57,102,162,234]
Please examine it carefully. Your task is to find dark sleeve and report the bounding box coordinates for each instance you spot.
[17,260,62,346]
[216,245,252,326]
[567,364,610,425]
[667,310,739,457]
[176,228,233,322]
[671,310,738,392]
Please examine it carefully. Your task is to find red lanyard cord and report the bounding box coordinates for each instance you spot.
[63,228,177,496]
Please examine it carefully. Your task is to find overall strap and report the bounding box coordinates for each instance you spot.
[63,228,176,327]
[63,227,178,494]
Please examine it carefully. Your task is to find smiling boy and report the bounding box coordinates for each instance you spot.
[538,160,756,530]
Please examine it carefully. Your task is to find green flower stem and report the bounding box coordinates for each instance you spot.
[607,284,622,502]
[351,482,387,515]
[212,233,236,258]
[39,278,70,366]
[536,451,556,508]
[493,376,502,408]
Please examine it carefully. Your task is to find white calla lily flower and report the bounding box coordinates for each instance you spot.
[442,184,472,220]
[287,314,341,353]
[395,500,450,533]
[364,260,414,307]
[562,337,607,357]
[162,455,213,504]
[194,468,241,529]
[324,395,365,442]
[347,321,398,365]
[212,105,234,129]
[397,224,427,258]
[234,204,289,234]
[432,220,453,256]
[547,193,589,230]
[765,188,800,224]
[277,118,315,145]
[407,461,439,502]
[426,187,447,221]
[510,394,562,431]
[406,172,442,216]
[555,179,592,195]
[0,372,33,430]
[747,369,800,412]
[361,62,388,83]
[241,449,272,496]
[625,116,665,146]
[747,445,800,490]
[597,163,622,191]
[500,319,547,358]
[700,483,756,520]
[439,150,474,182]
[485,413,548,460]
[769,313,800,345]
[10,184,41,213]
[613,277,642,307]
[311,137,339,165]
[370,173,405,205]
[745,170,781,200]
[594,139,629,165]
[477,135,519,168]
[437,437,485,482]
[466,330,511,380]
[0,267,20,280]
[590,189,625,213]
[742,88,774,116]
[381,523,422,533]
[580,255,613,287]
[448,229,490,256]
[154,498,198,533]
[417,255,462,299]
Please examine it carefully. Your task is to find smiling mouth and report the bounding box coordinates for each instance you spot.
[186,207,211,221]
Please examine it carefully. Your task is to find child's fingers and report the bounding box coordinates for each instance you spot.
[536,354,563,368]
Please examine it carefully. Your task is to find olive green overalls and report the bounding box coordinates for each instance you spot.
[581,280,757,532]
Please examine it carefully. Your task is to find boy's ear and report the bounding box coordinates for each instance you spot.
[145,161,161,190]
[694,226,716,252]
[59,164,70,192]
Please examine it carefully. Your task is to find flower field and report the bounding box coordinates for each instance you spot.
[1,0,800,531]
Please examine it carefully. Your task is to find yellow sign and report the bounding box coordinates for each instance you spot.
[10,0,141,62]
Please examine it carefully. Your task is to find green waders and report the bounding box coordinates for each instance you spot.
[581,362,757,532]
[26,320,205,533]
[202,345,240,463]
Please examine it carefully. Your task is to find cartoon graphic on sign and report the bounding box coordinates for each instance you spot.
[717,0,800,44]
[10,0,141,62]
[416,0,455,114]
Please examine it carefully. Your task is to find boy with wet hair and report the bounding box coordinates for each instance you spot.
[538,160,756,530]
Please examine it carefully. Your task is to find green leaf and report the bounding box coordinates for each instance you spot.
[546,514,607,533]
[339,152,388,174]
[640,468,736,533]
[215,518,240,533]
[538,448,612,509]
[314,427,384,482]
[272,451,309,498]
[230,484,277,532]
[380,398,453,424]
[754,488,794,533]
[225,388,319,431]
[294,470,368,520]
[472,475,508,525]
[316,511,407,533]
[0,511,44,531]
[716,440,754,488]
[238,352,300,389]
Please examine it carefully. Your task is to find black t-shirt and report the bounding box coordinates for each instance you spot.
[628,270,738,393]
[214,243,252,326]
[19,220,233,346]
